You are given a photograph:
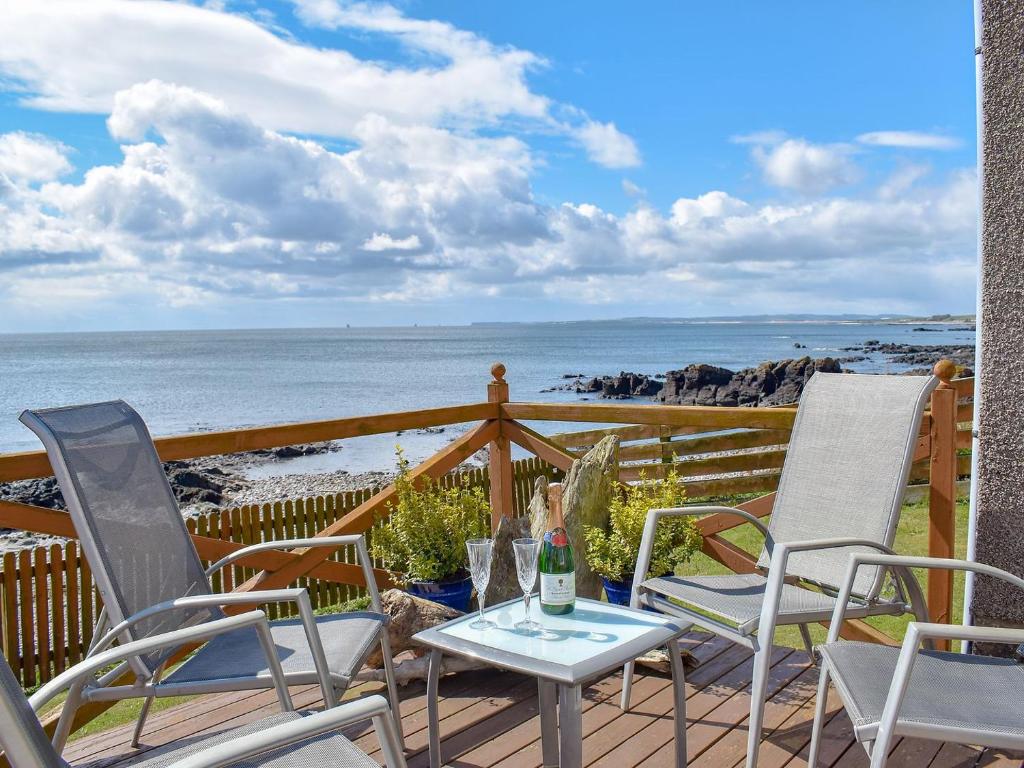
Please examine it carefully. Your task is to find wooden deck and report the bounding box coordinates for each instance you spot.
[63,632,1023,768]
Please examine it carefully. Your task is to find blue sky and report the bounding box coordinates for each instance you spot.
[0,1,977,331]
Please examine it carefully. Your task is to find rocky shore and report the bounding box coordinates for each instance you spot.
[547,338,975,406]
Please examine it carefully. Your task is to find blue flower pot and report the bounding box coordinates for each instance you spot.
[602,575,668,610]
[601,577,634,606]
[407,573,473,613]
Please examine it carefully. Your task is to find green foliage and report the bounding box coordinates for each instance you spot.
[583,469,701,583]
[371,447,490,583]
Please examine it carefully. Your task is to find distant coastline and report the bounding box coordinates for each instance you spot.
[470,312,976,328]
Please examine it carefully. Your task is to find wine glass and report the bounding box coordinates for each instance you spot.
[512,537,542,633]
[466,538,495,629]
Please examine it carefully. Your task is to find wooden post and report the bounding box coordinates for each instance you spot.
[487,362,514,531]
[928,359,958,648]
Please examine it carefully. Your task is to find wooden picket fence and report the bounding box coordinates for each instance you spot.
[0,457,560,688]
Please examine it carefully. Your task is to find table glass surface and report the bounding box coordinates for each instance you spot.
[437,598,674,668]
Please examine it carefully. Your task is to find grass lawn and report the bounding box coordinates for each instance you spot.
[677,497,970,650]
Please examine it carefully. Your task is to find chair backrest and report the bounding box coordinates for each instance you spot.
[20,402,220,677]
[0,653,65,768]
[755,373,937,599]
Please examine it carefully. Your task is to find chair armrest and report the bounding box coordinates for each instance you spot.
[629,505,771,609]
[165,696,404,768]
[905,621,1024,647]
[91,589,309,655]
[90,587,340,707]
[30,612,289,712]
[756,538,904,648]
[824,554,1024,645]
[205,535,383,613]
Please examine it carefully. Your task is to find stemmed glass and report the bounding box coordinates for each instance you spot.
[512,537,542,633]
[466,538,495,630]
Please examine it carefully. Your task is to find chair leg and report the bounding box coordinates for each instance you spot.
[373,711,409,768]
[798,624,816,663]
[379,632,405,746]
[130,663,165,748]
[620,660,635,711]
[744,639,771,768]
[807,664,832,768]
[130,695,156,748]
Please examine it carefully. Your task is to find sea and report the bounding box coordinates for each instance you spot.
[0,321,975,476]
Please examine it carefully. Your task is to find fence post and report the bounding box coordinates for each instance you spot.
[487,362,514,531]
[928,359,958,648]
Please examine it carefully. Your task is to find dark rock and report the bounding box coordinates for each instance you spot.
[561,373,586,379]
[657,357,841,407]
[793,343,807,348]
[912,327,941,332]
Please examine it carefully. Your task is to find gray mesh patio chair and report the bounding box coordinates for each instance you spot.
[19,401,402,751]
[621,373,938,768]
[0,610,407,768]
[809,554,1024,768]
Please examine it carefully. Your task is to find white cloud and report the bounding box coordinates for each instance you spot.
[0,83,977,322]
[0,132,73,183]
[361,232,423,251]
[752,139,858,194]
[0,0,550,138]
[0,0,639,172]
[576,121,641,168]
[857,131,961,150]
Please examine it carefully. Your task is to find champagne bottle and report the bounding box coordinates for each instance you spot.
[539,482,575,615]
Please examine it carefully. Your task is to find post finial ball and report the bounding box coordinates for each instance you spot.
[933,359,957,383]
[491,362,506,382]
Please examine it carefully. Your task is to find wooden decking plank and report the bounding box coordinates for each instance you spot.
[931,743,1024,768]
[485,634,734,768]
[451,665,639,768]
[488,667,685,768]
[690,662,820,768]
[65,689,275,762]
[57,631,1015,768]
[739,679,847,768]
[886,737,946,767]
[610,648,805,768]
[363,671,529,759]
[580,644,764,767]
[402,675,539,767]
[76,685,328,768]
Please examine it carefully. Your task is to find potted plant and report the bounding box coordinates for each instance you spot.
[371,448,490,612]
[583,469,701,605]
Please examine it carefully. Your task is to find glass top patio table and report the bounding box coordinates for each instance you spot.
[413,596,685,685]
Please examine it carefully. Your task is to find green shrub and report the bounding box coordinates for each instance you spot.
[371,447,490,583]
[583,469,701,583]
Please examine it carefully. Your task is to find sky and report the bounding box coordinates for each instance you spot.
[0,1,978,332]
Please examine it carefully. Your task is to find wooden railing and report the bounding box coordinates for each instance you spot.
[0,361,971,735]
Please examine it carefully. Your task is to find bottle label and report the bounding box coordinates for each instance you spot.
[540,570,575,606]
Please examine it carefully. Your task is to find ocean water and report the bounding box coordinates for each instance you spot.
[0,321,974,473]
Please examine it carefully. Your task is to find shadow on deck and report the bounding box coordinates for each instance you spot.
[62,632,1024,768]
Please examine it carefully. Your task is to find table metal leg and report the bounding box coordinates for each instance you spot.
[557,684,583,768]
[538,679,559,767]
[668,638,688,768]
[427,649,442,768]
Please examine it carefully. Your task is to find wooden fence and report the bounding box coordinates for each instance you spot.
[0,360,971,735]
[0,458,561,688]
